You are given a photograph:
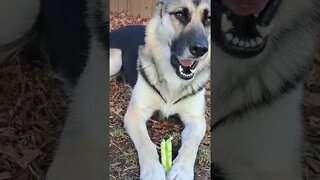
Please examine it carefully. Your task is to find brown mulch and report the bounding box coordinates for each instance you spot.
[109,11,150,31]
[0,59,67,179]
[0,11,318,180]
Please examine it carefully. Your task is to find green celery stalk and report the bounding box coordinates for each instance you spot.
[161,139,167,172]
[161,137,173,173]
[166,137,173,169]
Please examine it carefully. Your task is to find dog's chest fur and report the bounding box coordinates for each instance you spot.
[212,22,315,122]
[133,72,206,120]
[136,53,209,118]
[211,7,319,177]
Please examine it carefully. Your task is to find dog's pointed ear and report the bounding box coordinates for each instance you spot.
[155,0,168,19]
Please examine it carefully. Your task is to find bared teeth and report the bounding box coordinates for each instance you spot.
[221,14,233,33]
[225,32,264,48]
[256,24,274,37]
[179,66,183,72]
[181,72,192,77]
[256,37,263,45]
[181,71,193,77]
[250,39,257,47]
[225,32,265,48]
[219,10,270,50]
[179,65,194,78]
[225,33,233,41]
[245,41,250,47]
[239,41,245,47]
[232,37,239,45]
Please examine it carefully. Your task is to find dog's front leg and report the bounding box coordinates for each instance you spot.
[124,105,166,180]
[167,114,206,180]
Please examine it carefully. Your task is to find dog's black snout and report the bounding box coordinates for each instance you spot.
[189,42,208,57]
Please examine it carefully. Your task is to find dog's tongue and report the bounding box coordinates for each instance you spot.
[180,59,194,67]
[221,0,270,16]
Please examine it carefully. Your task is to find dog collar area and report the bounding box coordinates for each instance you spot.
[138,64,206,105]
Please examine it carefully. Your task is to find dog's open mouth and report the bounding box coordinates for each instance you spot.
[213,0,282,58]
[171,56,198,80]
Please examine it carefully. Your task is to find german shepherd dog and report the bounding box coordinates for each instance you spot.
[110,0,211,179]
[0,0,107,179]
[212,0,320,179]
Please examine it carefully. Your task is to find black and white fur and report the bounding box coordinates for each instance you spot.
[212,0,320,179]
[0,0,107,179]
[110,0,211,179]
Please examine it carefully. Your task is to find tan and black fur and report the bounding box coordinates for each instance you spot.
[110,0,211,179]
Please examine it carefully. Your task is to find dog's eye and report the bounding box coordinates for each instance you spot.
[174,12,183,18]
[174,11,188,23]
[170,8,190,24]
[203,9,211,26]
[203,16,211,26]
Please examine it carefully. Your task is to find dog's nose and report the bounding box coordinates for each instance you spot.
[189,42,208,57]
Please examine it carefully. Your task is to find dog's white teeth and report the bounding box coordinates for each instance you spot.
[179,65,194,78]
[235,38,261,48]
[181,71,192,77]
[245,41,250,47]
[239,41,245,47]
[250,39,257,47]
[232,37,239,45]
[221,14,232,32]
[256,37,263,45]
[225,33,233,41]
[256,24,274,37]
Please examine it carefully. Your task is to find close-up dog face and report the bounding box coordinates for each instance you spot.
[212,0,317,61]
[147,0,211,81]
[167,0,211,80]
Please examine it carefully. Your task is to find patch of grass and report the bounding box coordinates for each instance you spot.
[110,127,126,137]
[197,145,211,168]
[118,149,138,164]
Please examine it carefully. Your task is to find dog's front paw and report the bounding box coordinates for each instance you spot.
[166,163,194,180]
[140,162,166,180]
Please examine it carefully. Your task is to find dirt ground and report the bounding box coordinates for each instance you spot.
[0,11,318,180]
[0,60,67,179]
